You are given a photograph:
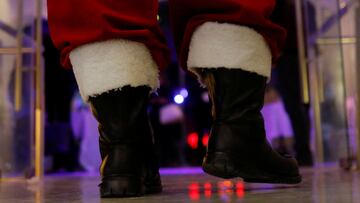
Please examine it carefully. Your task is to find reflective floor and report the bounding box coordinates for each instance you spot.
[0,166,360,203]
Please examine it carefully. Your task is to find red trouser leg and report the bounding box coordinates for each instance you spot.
[47,0,169,70]
[47,0,170,100]
[47,0,284,100]
[48,0,284,70]
[168,0,285,77]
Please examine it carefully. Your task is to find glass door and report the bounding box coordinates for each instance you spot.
[300,0,360,167]
[0,0,44,179]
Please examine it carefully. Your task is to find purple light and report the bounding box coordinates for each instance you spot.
[174,94,184,104]
[180,88,189,98]
[159,167,204,175]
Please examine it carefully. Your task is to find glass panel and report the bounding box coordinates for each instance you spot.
[0,0,38,178]
[305,0,352,163]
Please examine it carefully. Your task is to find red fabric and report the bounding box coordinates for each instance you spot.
[47,0,285,70]
[168,0,286,69]
[47,0,169,69]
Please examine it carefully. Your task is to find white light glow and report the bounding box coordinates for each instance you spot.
[174,95,184,104]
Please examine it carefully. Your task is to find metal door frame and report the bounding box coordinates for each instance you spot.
[354,0,360,169]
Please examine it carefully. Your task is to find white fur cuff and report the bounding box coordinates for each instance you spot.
[70,39,159,101]
[188,22,272,78]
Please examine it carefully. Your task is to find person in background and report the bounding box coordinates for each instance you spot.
[71,92,101,172]
[43,20,80,172]
[262,86,294,156]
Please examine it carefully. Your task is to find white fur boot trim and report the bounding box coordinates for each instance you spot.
[188,22,272,78]
[70,39,159,101]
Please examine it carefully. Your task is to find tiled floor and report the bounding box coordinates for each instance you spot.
[0,166,359,203]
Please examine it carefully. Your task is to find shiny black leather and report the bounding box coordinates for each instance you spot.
[88,86,162,197]
[201,68,301,184]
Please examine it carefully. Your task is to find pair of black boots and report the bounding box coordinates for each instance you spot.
[89,68,301,198]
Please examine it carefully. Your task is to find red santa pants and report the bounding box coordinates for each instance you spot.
[48,0,285,100]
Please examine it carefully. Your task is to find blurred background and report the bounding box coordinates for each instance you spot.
[1,0,360,179]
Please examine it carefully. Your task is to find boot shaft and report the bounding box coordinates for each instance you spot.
[88,86,160,178]
[201,68,267,122]
[89,86,152,144]
[200,68,269,153]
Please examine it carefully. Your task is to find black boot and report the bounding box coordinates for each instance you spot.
[88,86,162,197]
[201,68,301,184]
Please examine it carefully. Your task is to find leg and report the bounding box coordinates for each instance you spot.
[273,54,313,166]
[47,0,169,71]
[47,0,168,197]
[169,0,301,184]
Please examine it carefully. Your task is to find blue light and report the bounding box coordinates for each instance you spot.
[174,94,185,104]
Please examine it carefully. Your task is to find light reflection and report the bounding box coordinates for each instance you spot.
[223,180,234,188]
[204,182,212,190]
[204,189,212,198]
[204,182,212,198]
[188,180,245,201]
[218,189,234,202]
[188,182,200,201]
[236,181,245,198]
[26,181,44,203]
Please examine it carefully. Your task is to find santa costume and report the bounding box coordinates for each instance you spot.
[47,0,301,198]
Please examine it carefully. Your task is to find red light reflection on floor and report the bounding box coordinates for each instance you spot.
[204,189,212,198]
[204,182,212,190]
[188,180,245,201]
[204,182,212,198]
[188,182,200,201]
[236,181,245,198]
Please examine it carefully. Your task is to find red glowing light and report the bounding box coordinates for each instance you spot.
[188,182,200,200]
[236,181,244,190]
[236,189,244,198]
[204,182,212,190]
[189,190,200,200]
[236,181,245,198]
[188,182,200,191]
[187,132,199,149]
[202,133,210,147]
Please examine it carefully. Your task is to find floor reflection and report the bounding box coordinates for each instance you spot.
[0,166,359,202]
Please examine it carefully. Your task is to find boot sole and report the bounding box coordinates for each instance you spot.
[100,176,162,198]
[202,152,302,184]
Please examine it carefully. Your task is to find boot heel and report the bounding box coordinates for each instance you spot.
[100,177,145,198]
